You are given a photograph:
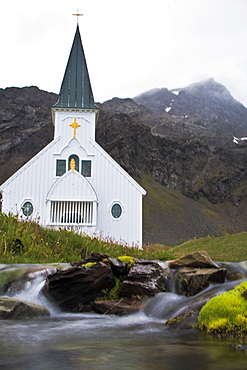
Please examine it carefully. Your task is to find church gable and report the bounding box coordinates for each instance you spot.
[47,170,97,201]
[47,170,97,227]
[54,138,94,179]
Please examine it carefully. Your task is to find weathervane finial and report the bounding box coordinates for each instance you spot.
[73,9,83,25]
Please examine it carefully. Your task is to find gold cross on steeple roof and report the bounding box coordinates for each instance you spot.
[73,9,83,24]
[69,118,81,138]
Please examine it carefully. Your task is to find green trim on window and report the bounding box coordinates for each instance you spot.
[111,203,122,219]
[81,160,91,177]
[22,202,33,217]
[56,159,66,176]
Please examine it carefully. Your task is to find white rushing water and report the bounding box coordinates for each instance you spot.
[0,263,247,369]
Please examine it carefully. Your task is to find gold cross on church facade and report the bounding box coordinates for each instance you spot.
[69,118,81,138]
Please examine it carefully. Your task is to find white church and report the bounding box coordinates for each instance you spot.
[0,25,146,247]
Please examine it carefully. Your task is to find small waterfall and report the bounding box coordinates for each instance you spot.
[143,292,188,319]
[143,279,246,319]
[1,261,247,320]
[217,261,247,281]
[0,264,65,315]
[12,276,60,315]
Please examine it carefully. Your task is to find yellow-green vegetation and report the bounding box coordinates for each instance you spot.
[117,256,134,265]
[169,233,247,262]
[0,214,173,264]
[81,262,97,267]
[198,281,247,336]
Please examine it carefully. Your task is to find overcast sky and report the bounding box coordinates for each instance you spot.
[1,0,247,106]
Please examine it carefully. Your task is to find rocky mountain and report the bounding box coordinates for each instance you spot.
[97,80,247,205]
[133,78,247,145]
[1,80,247,244]
[0,86,56,184]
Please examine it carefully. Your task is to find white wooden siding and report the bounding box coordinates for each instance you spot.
[0,110,146,247]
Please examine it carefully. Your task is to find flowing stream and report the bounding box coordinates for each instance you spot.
[0,263,247,370]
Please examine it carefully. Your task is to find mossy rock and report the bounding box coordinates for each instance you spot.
[198,281,247,336]
[166,310,198,330]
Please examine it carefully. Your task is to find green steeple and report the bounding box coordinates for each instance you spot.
[53,25,97,109]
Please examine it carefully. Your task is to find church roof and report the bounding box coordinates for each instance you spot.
[53,25,98,110]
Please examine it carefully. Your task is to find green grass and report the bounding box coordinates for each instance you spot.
[0,214,173,264]
[1,213,247,264]
[140,174,183,218]
[169,233,247,262]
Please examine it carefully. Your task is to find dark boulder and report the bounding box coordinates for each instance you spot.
[119,260,167,297]
[43,262,115,312]
[72,252,109,265]
[174,266,226,296]
[72,253,129,279]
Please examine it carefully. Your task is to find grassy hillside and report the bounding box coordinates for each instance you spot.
[0,213,247,263]
[0,213,173,264]
[140,174,247,245]
[140,174,234,245]
[170,233,247,262]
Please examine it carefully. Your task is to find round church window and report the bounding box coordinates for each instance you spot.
[22,202,33,217]
[111,203,122,219]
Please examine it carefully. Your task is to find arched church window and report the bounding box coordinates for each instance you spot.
[68,155,79,171]
[22,201,34,217]
[111,203,122,219]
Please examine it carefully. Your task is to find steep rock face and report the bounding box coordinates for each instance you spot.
[0,86,57,184]
[96,99,247,205]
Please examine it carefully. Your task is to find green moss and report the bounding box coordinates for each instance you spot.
[118,256,134,265]
[166,316,184,327]
[198,281,247,336]
[81,262,97,267]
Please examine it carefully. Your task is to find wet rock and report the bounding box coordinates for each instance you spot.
[0,297,50,319]
[230,343,247,353]
[72,253,129,279]
[43,262,115,312]
[174,267,226,296]
[168,251,219,269]
[165,310,198,330]
[72,252,109,265]
[217,262,247,281]
[91,299,145,316]
[119,260,166,297]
